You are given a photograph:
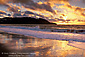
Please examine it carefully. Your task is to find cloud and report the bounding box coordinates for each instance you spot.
[59,3,85,12]
[0,0,7,5]
[11,0,32,3]
[78,19,85,22]
[0,0,31,4]
[66,19,70,21]
[55,18,65,22]
[66,4,85,13]
[60,16,63,18]
[75,7,85,12]
[22,1,56,14]
[66,4,72,9]
[39,0,69,3]
[0,0,56,14]
[0,0,69,17]
[24,11,45,18]
[0,10,6,14]
[61,14,65,16]
[25,11,34,14]
[81,13,85,16]
[13,13,22,17]
[74,7,85,17]
[48,19,57,22]
[57,19,65,21]
[7,5,21,13]
[0,0,21,13]
[0,0,85,25]
[58,3,85,18]
[7,6,20,12]
[83,0,85,3]
[10,10,46,18]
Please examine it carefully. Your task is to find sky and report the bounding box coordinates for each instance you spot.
[0,0,85,25]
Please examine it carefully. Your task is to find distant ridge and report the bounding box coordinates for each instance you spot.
[0,17,56,24]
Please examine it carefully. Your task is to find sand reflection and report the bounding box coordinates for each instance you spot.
[0,32,84,57]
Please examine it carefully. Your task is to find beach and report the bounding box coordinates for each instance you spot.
[0,0,85,57]
[0,31,85,57]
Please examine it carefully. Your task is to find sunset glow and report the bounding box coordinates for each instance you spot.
[0,0,85,25]
[63,16,67,20]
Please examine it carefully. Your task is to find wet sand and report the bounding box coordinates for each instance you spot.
[0,31,85,57]
[0,43,10,57]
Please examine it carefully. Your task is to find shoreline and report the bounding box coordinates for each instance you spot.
[0,31,85,57]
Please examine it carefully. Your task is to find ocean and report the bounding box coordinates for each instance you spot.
[0,24,85,34]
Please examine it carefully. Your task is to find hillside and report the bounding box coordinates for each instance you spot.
[0,17,56,24]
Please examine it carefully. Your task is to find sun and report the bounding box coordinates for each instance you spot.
[63,16,67,20]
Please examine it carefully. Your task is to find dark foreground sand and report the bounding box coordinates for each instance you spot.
[0,44,9,57]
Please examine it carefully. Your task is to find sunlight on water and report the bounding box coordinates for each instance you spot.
[0,32,85,57]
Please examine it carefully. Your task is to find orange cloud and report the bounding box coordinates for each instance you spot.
[61,14,66,16]
[44,0,69,3]
[0,0,7,5]
[65,5,85,17]
[0,10,6,14]
[58,3,85,18]
[6,3,21,12]
[81,13,85,16]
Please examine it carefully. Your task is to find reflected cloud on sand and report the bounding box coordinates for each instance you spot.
[0,32,84,57]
